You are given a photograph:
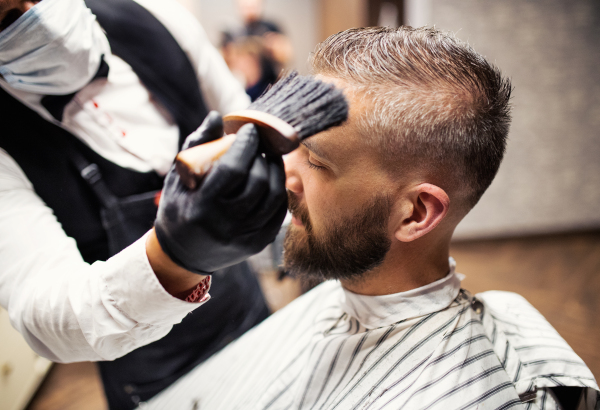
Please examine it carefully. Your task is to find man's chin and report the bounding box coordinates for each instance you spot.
[283,230,358,282]
[283,193,392,283]
[282,226,312,277]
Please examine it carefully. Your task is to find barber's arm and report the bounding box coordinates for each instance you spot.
[0,113,286,363]
[0,151,189,363]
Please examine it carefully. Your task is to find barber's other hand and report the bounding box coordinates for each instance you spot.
[154,111,288,274]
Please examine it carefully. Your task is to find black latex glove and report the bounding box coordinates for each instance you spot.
[154,111,288,274]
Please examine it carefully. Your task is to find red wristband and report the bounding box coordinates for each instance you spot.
[185,276,212,303]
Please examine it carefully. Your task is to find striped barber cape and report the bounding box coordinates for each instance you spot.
[142,259,598,410]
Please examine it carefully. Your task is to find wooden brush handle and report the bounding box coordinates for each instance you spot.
[175,134,236,190]
[175,110,300,189]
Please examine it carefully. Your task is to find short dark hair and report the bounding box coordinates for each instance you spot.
[310,26,512,209]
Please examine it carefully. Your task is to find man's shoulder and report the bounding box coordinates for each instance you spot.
[214,279,343,348]
[475,290,599,397]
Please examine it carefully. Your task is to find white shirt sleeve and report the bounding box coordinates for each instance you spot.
[0,149,204,363]
[134,0,251,114]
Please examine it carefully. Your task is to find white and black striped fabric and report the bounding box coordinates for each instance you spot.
[141,260,598,410]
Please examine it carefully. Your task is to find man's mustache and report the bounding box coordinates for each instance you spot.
[287,191,311,231]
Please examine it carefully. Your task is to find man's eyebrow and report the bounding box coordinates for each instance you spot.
[301,139,330,160]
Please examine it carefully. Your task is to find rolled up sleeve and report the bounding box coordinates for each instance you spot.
[0,149,205,363]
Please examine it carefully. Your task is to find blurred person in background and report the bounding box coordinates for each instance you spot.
[221,0,293,100]
[0,0,287,408]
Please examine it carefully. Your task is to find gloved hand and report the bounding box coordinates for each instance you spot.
[154,111,288,274]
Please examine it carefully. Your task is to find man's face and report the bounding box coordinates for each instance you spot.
[283,86,401,281]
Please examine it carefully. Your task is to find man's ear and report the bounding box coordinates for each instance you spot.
[394,183,450,242]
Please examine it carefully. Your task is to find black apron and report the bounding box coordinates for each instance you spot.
[0,0,269,408]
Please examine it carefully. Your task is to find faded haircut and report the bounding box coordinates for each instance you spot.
[309,26,512,209]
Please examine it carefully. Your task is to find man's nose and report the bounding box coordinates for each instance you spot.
[283,151,303,195]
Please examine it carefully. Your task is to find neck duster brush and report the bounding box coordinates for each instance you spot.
[175,71,349,189]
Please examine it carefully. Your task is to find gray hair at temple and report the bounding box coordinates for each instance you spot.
[309,26,513,210]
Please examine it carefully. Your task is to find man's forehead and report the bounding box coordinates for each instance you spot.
[300,121,375,175]
[301,135,333,159]
[300,83,369,162]
[301,121,353,160]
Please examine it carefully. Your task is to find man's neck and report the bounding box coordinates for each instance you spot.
[340,241,451,296]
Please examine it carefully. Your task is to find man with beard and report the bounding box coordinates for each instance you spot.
[143,26,598,410]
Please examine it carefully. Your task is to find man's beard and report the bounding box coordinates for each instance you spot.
[283,191,392,282]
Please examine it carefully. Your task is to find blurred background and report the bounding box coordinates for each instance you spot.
[10,0,600,409]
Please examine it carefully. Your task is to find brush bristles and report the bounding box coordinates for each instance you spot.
[249,71,349,140]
